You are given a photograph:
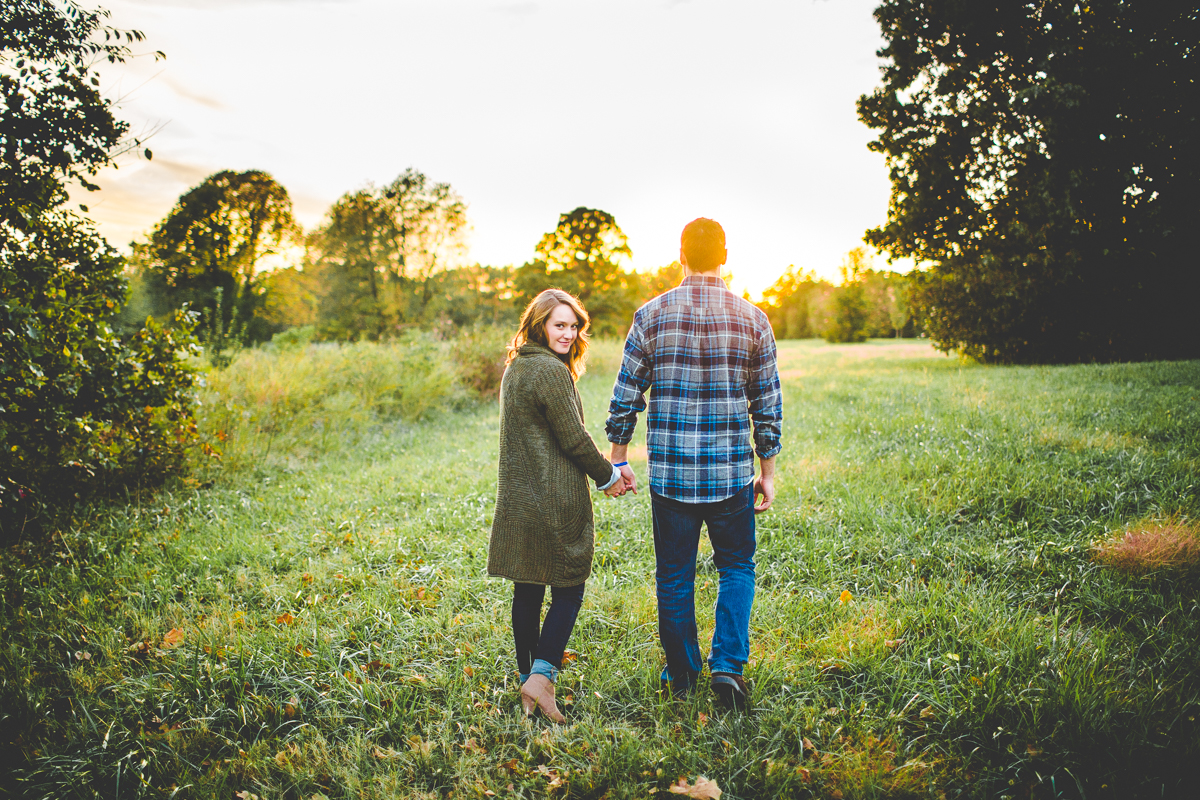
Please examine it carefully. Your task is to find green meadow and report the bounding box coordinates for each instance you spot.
[2,339,1198,799]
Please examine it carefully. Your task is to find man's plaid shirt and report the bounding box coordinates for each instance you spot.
[605,274,783,503]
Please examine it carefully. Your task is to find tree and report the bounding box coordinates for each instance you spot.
[135,169,298,344]
[759,266,832,340]
[858,1,1200,362]
[1,1,197,533]
[308,169,468,340]
[519,207,636,334]
[825,252,871,344]
[533,207,632,302]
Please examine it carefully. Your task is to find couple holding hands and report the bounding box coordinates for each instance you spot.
[487,218,783,722]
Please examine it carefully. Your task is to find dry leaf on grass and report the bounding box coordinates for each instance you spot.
[407,735,434,757]
[159,628,185,649]
[275,612,296,625]
[372,746,402,760]
[668,776,722,799]
[459,738,486,754]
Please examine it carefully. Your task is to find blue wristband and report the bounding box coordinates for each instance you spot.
[612,461,629,468]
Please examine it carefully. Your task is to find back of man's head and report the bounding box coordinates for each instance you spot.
[680,218,726,274]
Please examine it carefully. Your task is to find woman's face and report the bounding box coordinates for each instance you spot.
[544,303,580,356]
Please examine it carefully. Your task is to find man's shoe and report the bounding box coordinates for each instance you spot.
[711,672,749,711]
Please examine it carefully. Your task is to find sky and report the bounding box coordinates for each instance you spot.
[77,0,901,297]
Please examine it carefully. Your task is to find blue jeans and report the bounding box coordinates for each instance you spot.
[651,481,756,691]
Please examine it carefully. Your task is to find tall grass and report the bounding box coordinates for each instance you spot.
[193,332,473,476]
[1,339,1198,799]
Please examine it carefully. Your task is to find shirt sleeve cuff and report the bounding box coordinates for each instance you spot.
[597,464,622,491]
[755,442,782,459]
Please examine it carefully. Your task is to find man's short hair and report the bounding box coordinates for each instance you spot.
[681,218,726,273]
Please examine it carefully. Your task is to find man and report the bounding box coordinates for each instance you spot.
[605,218,783,710]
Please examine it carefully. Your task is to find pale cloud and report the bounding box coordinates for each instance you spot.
[164,77,225,111]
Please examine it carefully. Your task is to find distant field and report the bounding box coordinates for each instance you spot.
[2,339,1198,799]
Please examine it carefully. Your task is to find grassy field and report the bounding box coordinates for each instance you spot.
[2,338,1199,799]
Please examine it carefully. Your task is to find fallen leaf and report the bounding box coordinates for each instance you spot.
[697,712,709,728]
[802,737,816,757]
[235,792,259,800]
[160,628,185,649]
[460,738,486,754]
[500,758,520,773]
[798,767,812,783]
[284,696,300,717]
[463,665,475,678]
[275,612,296,625]
[302,573,314,584]
[1026,744,1042,758]
[407,735,434,757]
[884,638,906,648]
[669,776,722,799]
[372,746,402,760]
[838,590,853,604]
[920,706,936,720]
[294,644,313,658]
[561,650,579,663]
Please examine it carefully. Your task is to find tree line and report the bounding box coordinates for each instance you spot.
[120,168,921,349]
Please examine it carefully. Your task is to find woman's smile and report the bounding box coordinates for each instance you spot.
[544,303,580,355]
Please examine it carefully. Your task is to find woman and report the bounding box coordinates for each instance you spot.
[487,289,627,722]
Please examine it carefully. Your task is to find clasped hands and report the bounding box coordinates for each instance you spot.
[603,464,637,498]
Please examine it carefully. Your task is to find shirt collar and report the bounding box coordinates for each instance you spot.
[681,273,727,289]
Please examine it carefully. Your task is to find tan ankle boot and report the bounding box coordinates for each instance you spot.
[520,674,565,723]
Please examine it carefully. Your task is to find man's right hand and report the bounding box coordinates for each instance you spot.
[753,455,776,513]
[618,464,637,495]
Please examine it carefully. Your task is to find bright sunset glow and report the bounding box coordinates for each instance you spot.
[73,0,899,297]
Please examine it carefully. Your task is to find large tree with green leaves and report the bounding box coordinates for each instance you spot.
[308,169,468,340]
[134,169,297,344]
[516,207,636,334]
[858,1,1199,363]
[1,0,197,533]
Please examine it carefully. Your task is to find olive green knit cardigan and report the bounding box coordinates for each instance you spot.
[487,343,614,587]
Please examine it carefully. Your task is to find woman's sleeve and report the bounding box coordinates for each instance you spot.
[537,363,615,485]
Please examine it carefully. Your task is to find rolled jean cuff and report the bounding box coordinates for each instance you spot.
[530,658,557,683]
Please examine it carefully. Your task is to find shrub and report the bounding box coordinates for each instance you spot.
[0,220,201,533]
[451,325,508,399]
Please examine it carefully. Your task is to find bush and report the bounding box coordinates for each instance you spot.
[451,325,508,399]
[0,215,201,534]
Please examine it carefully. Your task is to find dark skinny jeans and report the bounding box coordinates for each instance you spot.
[511,581,585,679]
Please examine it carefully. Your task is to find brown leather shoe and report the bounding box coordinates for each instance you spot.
[520,674,565,723]
[711,672,750,711]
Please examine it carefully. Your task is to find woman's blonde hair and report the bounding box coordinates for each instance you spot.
[506,289,591,380]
